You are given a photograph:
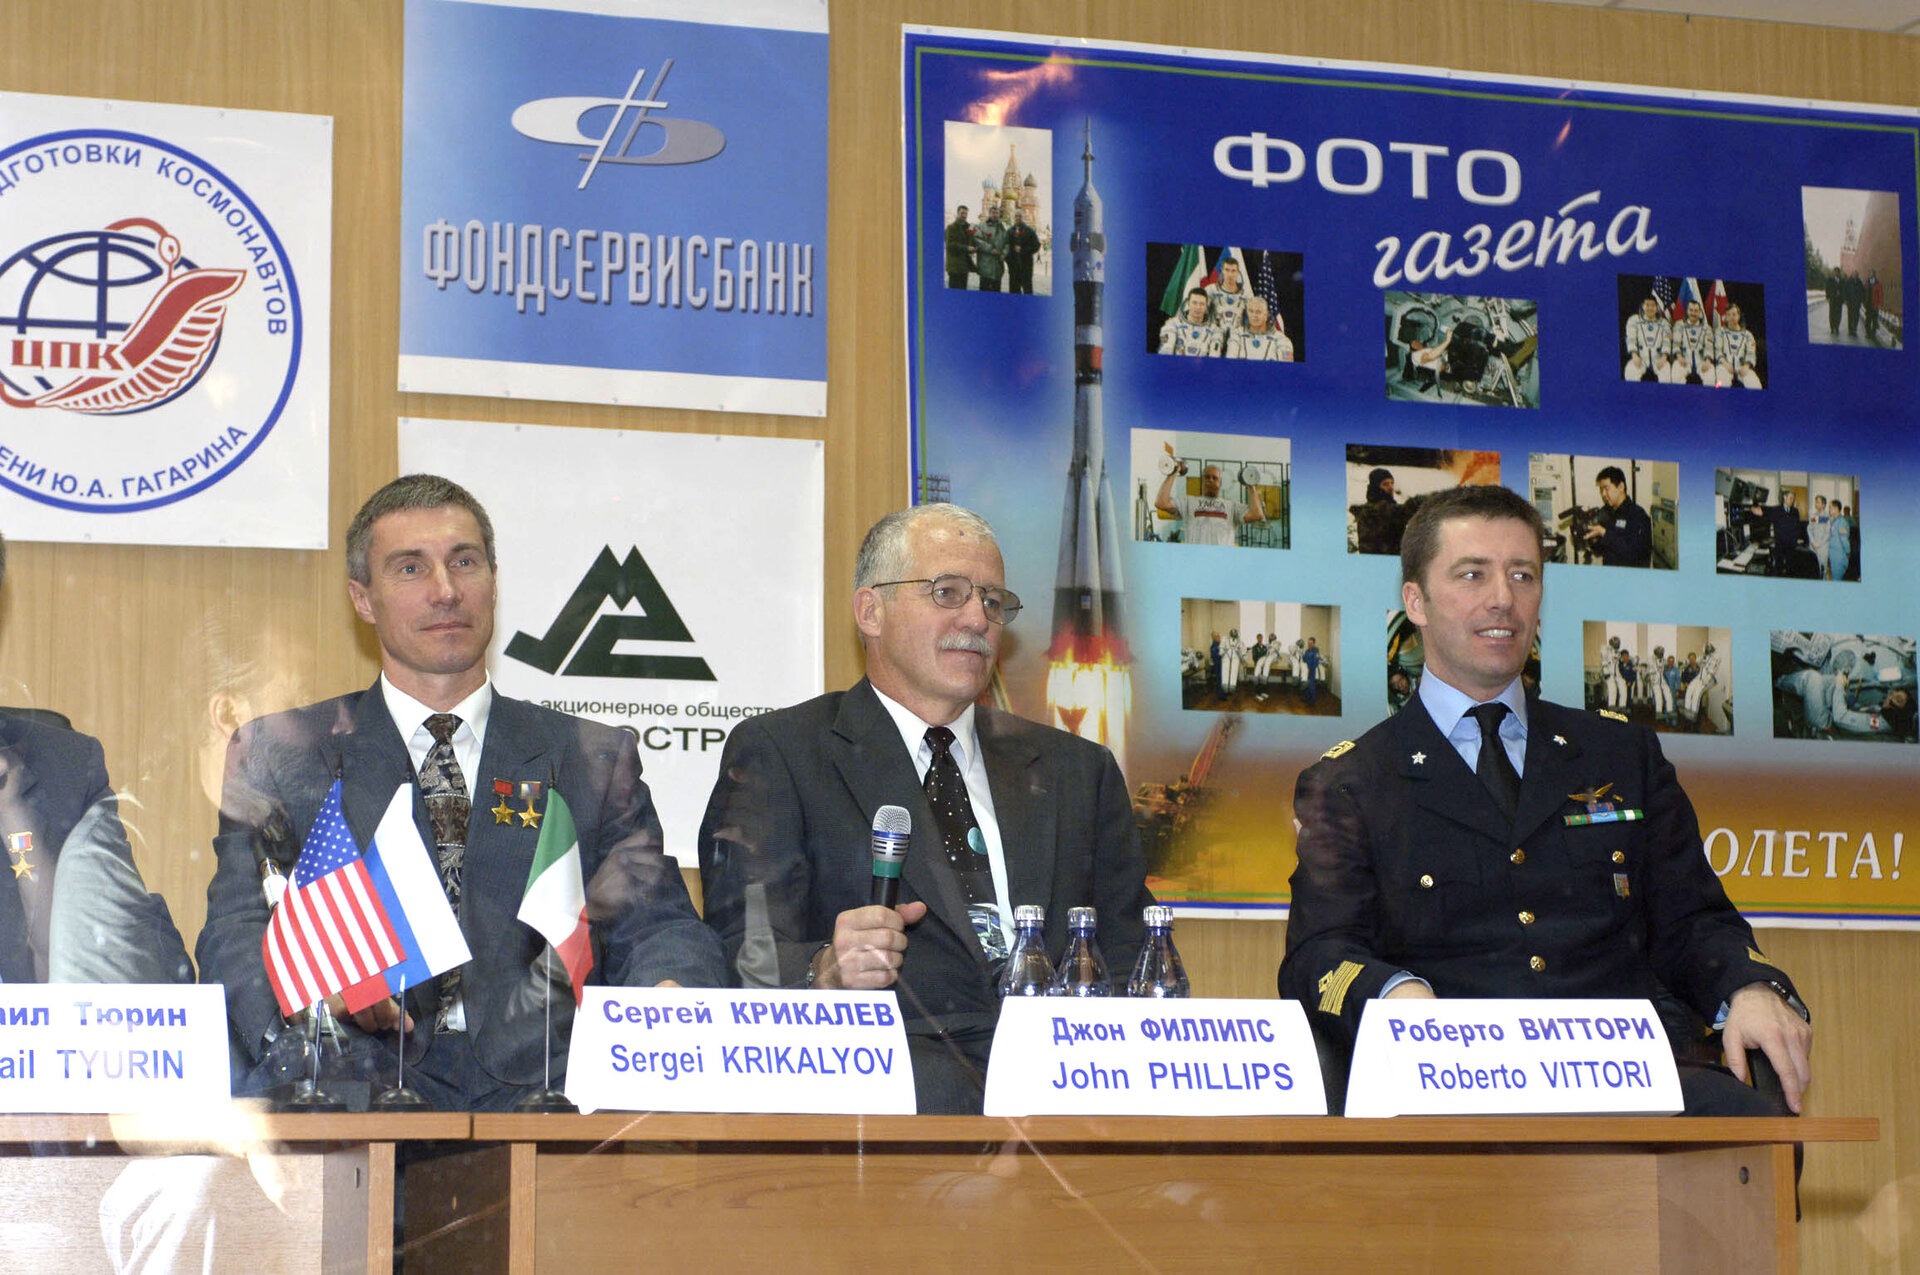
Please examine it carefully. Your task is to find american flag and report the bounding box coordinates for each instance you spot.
[262,779,407,1016]
[1253,250,1283,325]
[1652,277,1678,320]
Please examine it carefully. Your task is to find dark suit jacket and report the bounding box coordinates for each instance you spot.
[196,681,722,1093]
[698,680,1153,1035]
[1279,694,1796,1043]
[0,711,190,985]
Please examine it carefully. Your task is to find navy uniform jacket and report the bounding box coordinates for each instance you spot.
[1279,694,1796,1043]
[197,682,722,1092]
[698,680,1152,1036]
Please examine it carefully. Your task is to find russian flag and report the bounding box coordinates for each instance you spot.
[341,784,472,1012]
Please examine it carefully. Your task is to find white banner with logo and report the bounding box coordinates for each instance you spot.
[398,0,828,415]
[0,91,331,547]
[399,417,824,864]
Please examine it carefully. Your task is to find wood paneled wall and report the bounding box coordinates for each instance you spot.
[3,1,1916,1268]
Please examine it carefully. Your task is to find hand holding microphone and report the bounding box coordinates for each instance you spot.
[811,806,927,990]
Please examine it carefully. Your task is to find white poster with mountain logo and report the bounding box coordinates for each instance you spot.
[0,91,331,547]
[399,416,824,864]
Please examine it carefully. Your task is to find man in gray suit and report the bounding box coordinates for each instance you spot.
[699,503,1153,1112]
[197,475,721,1109]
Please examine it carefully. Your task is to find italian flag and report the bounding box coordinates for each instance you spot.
[518,789,593,1004]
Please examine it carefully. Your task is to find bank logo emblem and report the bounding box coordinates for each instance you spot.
[0,128,302,513]
[506,545,716,681]
[509,60,727,190]
[1,217,244,414]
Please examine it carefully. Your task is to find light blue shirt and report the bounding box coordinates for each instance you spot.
[1417,671,1528,779]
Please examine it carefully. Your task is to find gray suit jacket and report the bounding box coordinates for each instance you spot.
[196,682,722,1093]
[698,680,1153,1035]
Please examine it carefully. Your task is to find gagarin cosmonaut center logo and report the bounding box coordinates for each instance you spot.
[0,128,301,513]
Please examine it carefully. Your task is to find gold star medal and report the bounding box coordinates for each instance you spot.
[5,831,34,881]
[518,780,545,829]
[491,779,515,825]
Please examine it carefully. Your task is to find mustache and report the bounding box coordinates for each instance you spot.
[939,634,993,656]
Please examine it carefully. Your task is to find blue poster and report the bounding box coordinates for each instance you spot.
[904,27,1920,923]
[401,0,827,415]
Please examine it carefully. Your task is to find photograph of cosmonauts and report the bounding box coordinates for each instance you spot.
[941,120,1052,294]
[1181,599,1338,715]
[1529,453,1679,570]
[1384,290,1538,407]
[1715,467,1860,580]
[1584,621,1730,735]
[1146,243,1304,361]
[1132,428,1290,549]
[1615,274,1766,387]
[1772,632,1916,742]
[1803,186,1902,349]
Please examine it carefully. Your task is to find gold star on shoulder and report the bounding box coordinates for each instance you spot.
[519,802,544,829]
[10,858,33,880]
[491,798,516,825]
[1411,751,1426,765]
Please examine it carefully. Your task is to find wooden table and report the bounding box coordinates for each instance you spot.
[0,1110,467,1272]
[396,1113,1877,1273]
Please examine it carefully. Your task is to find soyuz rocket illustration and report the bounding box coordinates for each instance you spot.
[1045,120,1132,772]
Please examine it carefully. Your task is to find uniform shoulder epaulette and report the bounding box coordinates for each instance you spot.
[1321,740,1356,759]
[1598,709,1629,723]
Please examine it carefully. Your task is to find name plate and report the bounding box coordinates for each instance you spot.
[565,988,915,1114]
[983,998,1326,1117]
[0,984,229,1113]
[1344,998,1682,1117]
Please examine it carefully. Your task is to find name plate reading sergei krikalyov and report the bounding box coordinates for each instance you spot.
[982,998,1327,1117]
[0,984,229,1113]
[1344,998,1682,1117]
[565,988,915,1114]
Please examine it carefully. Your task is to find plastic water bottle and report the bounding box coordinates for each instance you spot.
[1048,907,1111,996]
[1127,905,1190,998]
[996,905,1054,997]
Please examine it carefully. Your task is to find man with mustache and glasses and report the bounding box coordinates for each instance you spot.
[698,504,1153,1113]
[1279,485,1811,1117]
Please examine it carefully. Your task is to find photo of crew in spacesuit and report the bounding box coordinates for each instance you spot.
[1771,631,1917,743]
[1181,598,1339,716]
[1615,274,1768,388]
[1145,242,1306,361]
[1585,622,1731,735]
[1384,290,1539,407]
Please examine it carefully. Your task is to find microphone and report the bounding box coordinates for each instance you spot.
[869,805,911,908]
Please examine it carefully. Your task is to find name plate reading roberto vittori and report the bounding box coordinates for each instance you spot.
[0,984,229,1113]
[565,988,915,1114]
[1344,998,1683,1117]
[982,998,1326,1117]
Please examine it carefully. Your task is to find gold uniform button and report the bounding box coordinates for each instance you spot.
[1419,874,1435,889]
[1612,851,1625,864]
[1529,956,1546,972]
[1518,911,1535,925]
[1510,849,1526,865]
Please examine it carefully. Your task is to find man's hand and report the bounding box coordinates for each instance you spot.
[324,993,413,1035]
[1722,982,1813,1113]
[1383,981,1436,1000]
[812,902,929,990]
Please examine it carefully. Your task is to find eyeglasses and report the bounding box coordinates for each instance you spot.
[871,574,1023,624]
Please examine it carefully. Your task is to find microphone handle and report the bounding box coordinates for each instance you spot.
[871,873,900,909]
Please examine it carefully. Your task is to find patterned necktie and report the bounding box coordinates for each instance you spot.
[420,712,470,1029]
[1468,702,1522,819]
[922,726,1004,959]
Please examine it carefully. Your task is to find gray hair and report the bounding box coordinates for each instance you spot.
[854,503,998,590]
[345,474,496,585]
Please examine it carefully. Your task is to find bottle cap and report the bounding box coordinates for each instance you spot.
[1014,904,1046,924]
[1066,906,1097,929]
[1143,904,1173,928]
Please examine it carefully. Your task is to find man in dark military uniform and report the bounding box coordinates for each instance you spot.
[1279,485,1812,1116]
[944,205,974,290]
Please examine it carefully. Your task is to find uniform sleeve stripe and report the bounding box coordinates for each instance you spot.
[1317,960,1364,1015]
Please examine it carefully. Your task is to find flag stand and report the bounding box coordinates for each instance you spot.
[284,999,347,1112]
[370,974,430,1111]
[513,947,576,1113]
